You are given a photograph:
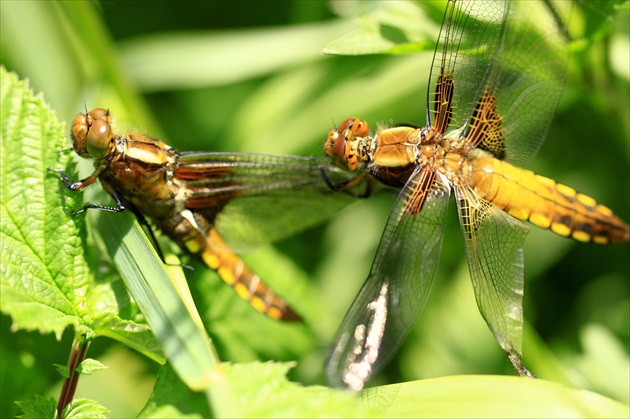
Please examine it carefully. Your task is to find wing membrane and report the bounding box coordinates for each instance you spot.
[428,1,571,163]
[176,152,366,252]
[426,0,507,132]
[326,168,450,389]
[472,0,572,163]
[455,185,530,373]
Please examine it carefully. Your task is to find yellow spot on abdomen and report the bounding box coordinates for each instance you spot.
[596,204,613,217]
[556,183,576,198]
[184,239,202,254]
[234,282,251,300]
[249,296,267,313]
[551,222,571,237]
[218,265,236,285]
[266,306,283,320]
[534,175,556,188]
[576,193,596,208]
[201,251,219,269]
[529,213,551,229]
[571,230,591,243]
[507,206,529,221]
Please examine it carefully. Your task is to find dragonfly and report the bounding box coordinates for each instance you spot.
[324,0,630,390]
[51,108,365,322]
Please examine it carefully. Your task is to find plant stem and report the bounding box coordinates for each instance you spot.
[57,335,91,418]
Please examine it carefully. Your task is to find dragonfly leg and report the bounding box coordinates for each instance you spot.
[48,167,126,215]
[318,165,373,198]
[48,167,86,190]
[71,199,126,216]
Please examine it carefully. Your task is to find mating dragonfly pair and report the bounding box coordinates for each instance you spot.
[54,0,628,391]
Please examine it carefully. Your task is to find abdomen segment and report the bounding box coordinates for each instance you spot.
[467,157,629,244]
[159,211,301,321]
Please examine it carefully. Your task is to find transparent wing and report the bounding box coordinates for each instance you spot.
[428,0,571,163]
[426,0,507,132]
[454,185,531,374]
[326,168,451,389]
[175,152,368,252]
[470,0,572,163]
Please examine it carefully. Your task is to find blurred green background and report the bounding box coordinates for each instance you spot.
[2,1,628,417]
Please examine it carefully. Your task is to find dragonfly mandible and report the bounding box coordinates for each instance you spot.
[51,108,365,322]
[324,0,629,390]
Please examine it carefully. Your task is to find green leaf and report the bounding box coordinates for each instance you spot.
[54,364,71,379]
[138,364,213,418]
[0,66,89,339]
[76,358,107,375]
[15,394,56,419]
[362,376,630,418]
[323,1,439,55]
[140,362,630,418]
[93,211,227,395]
[0,67,162,358]
[140,362,381,418]
[62,398,109,419]
[223,362,379,418]
[91,314,165,364]
[120,20,358,91]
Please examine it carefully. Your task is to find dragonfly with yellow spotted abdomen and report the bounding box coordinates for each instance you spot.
[324,0,629,390]
[51,108,366,322]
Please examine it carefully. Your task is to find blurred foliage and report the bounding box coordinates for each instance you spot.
[1,0,628,417]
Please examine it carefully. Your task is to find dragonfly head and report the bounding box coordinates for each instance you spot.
[71,108,115,160]
[324,118,369,172]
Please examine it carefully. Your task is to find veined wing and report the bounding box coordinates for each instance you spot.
[326,168,450,390]
[466,0,572,163]
[175,152,366,252]
[426,0,507,133]
[454,184,531,374]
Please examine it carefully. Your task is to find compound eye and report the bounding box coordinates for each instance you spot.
[70,108,114,159]
[71,114,90,157]
[88,108,109,120]
[86,118,113,159]
[340,118,369,140]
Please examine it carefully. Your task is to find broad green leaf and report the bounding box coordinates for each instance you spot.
[223,361,379,418]
[62,398,109,419]
[140,362,629,418]
[91,314,165,363]
[119,20,357,91]
[323,1,439,55]
[140,362,381,418]
[0,67,161,357]
[0,66,88,339]
[15,394,56,419]
[138,364,213,418]
[361,376,630,418]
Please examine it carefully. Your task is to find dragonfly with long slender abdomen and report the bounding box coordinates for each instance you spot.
[324,0,629,390]
[51,108,367,321]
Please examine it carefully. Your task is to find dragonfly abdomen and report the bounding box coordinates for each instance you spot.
[159,212,301,321]
[468,158,629,244]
